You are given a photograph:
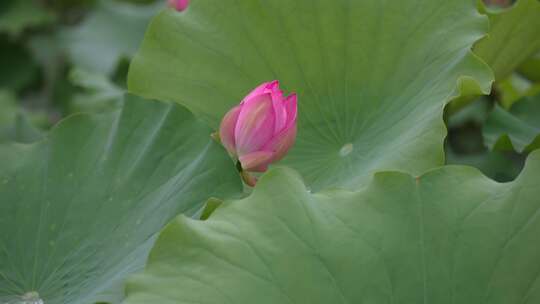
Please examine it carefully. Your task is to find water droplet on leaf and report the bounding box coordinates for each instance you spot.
[339,143,353,157]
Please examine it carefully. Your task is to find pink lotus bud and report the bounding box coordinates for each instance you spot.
[168,0,189,11]
[219,81,297,180]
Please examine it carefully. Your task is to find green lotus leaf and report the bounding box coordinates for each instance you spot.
[474,0,540,81]
[124,150,540,304]
[0,94,241,304]
[129,0,492,191]
[483,94,540,153]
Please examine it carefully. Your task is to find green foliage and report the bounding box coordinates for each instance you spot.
[59,0,163,75]
[125,151,540,304]
[68,68,124,113]
[519,53,540,82]
[0,95,241,304]
[474,0,540,81]
[0,91,19,139]
[495,74,540,108]
[445,97,526,182]
[446,148,524,182]
[0,91,45,144]
[0,0,55,36]
[129,0,493,191]
[0,37,39,92]
[0,0,539,303]
[483,94,540,152]
[449,0,540,113]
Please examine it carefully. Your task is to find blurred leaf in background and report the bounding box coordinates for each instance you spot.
[0,36,40,92]
[445,96,526,182]
[518,52,540,81]
[0,90,45,143]
[483,94,540,153]
[495,73,540,107]
[0,0,55,36]
[0,0,165,148]
[68,67,123,113]
[59,0,163,76]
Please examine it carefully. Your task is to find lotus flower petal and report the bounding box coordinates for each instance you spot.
[234,93,276,155]
[242,81,278,103]
[219,105,241,156]
[238,151,274,172]
[263,124,297,163]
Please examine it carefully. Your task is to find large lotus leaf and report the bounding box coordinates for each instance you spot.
[483,94,540,153]
[128,0,492,191]
[474,0,540,81]
[0,94,241,304]
[125,150,540,304]
[59,0,162,75]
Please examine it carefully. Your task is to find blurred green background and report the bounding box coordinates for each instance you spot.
[0,0,163,144]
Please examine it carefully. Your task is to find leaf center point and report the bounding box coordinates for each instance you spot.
[339,143,354,157]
